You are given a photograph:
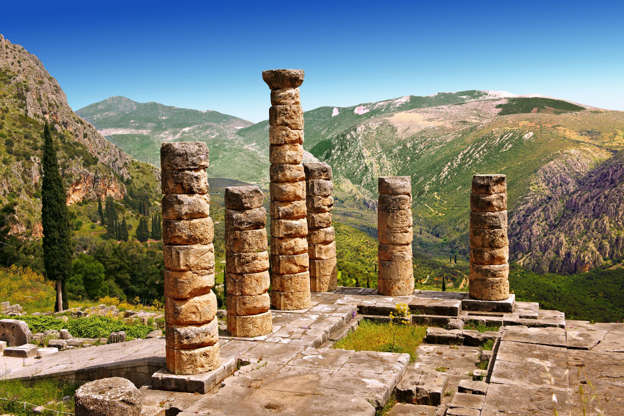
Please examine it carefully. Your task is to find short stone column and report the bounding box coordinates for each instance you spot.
[225,185,272,336]
[75,377,142,416]
[161,142,219,375]
[304,162,337,292]
[378,176,414,296]
[263,69,311,310]
[469,174,510,300]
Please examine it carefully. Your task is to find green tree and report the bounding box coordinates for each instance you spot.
[104,196,118,239]
[97,198,104,225]
[119,218,129,242]
[68,254,106,299]
[135,217,149,242]
[150,213,161,240]
[41,124,72,312]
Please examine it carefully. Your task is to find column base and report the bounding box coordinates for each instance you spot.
[151,357,237,393]
[462,294,515,313]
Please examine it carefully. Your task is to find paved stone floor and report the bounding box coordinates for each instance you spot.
[2,288,623,415]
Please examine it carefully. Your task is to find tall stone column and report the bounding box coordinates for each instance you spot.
[469,174,510,300]
[263,69,311,310]
[378,176,414,296]
[225,185,272,336]
[161,142,219,375]
[304,162,337,292]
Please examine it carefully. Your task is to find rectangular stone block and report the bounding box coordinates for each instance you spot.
[308,212,332,229]
[378,243,412,261]
[271,253,309,275]
[270,164,305,183]
[303,162,332,180]
[3,344,37,358]
[163,217,214,245]
[269,104,304,129]
[166,343,220,375]
[307,227,335,244]
[306,179,332,197]
[470,211,507,230]
[161,142,209,171]
[153,355,235,392]
[162,194,210,220]
[226,271,270,296]
[469,228,508,249]
[309,257,337,278]
[470,192,507,212]
[164,244,214,272]
[271,218,308,238]
[379,176,411,196]
[271,272,310,292]
[226,229,268,253]
[470,247,509,265]
[271,88,300,106]
[270,290,311,310]
[165,270,215,300]
[379,194,411,212]
[269,126,303,145]
[165,320,218,349]
[224,185,264,210]
[309,241,336,260]
[472,174,506,195]
[468,277,509,301]
[270,200,307,219]
[225,207,266,231]
[227,311,272,337]
[270,143,304,164]
[226,251,270,274]
[270,181,305,202]
[162,168,209,195]
[306,195,334,213]
[165,292,217,325]
[226,293,270,316]
[270,236,308,255]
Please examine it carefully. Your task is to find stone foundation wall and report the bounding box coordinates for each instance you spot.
[161,142,220,374]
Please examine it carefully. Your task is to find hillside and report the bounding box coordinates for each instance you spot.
[76,97,268,183]
[0,34,159,235]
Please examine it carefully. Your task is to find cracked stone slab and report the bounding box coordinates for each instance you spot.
[413,345,481,377]
[458,379,488,395]
[446,408,480,416]
[387,403,437,416]
[408,297,461,317]
[516,301,539,319]
[501,325,567,347]
[151,357,237,393]
[396,368,448,405]
[449,392,485,410]
[481,383,573,416]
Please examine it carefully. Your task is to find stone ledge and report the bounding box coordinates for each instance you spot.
[151,357,237,393]
[462,294,514,313]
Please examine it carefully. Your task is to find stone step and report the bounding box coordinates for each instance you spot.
[457,379,488,395]
[448,392,485,412]
[4,344,38,358]
[395,368,448,406]
[424,327,497,347]
[387,403,437,416]
[412,314,453,327]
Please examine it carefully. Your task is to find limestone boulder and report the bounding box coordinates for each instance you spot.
[0,319,31,346]
[74,377,142,416]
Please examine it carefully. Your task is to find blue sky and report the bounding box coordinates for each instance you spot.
[1,1,623,122]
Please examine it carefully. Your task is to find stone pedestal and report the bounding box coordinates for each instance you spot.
[225,185,272,337]
[378,176,414,296]
[304,162,337,292]
[161,142,219,375]
[263,69,311,310]
[469,174,510,301]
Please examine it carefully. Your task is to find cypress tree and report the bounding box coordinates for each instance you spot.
[41,124,72,312]
[104,196,118,239]
[97,199,104,225]
[120,218,129,242]
[136,217,149,242]
[150,213,162,240]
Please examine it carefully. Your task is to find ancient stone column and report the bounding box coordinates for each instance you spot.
[304,162,337,292]
[469,174,510,300]
[161,142,219,375]
[263,69,311,310]
[378,176,414,296]
[225,185,272,336]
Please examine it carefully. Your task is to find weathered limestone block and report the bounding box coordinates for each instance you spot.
[162,194,210,220]
[166,320,218,349]
[227,312,272,337]
[304,162,332,180]
[269,105,304,129]
[165,292,217,325]
[309,241,336,260]
[270,164,305,182]
[307,212,332,229]
[469,174,510,301]
[75,377,142,416]
[164,270,215,299]
[226,293,271,316]
[271,253,309,274]
[166,344,220,375]
[378,176,414,296]
[271,88,300,105]
[226,271,270,296]
[161,142,210,171]
[306,179,333,197]
[0,319,31,346]
[271,272,310,292]
[306,195,334,212]
[226,229,268,252]
[163,244,214,272]
[270,290,311,310]
[226,251,270,274]
[309,257,337,278]
[308,227,335,244]
[161,168,209,195]
[224,185,264,210]
[270,181,306,202]
[270,143,304,164]
[163,217,214,245]
[225,208,266,230]
[271,218,308,238]
[271,200,307,219]
[270,236,308,255]
[262,69,305,89]
[269,126,304,145]
[310,272,337,292]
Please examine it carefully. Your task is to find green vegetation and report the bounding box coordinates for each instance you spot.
[482,339,495,351]
[334,320,426,361]
[0,379,77,416]
[0,266,55,313]
[41,124,72,311]
[497,97,584,115]
[463,322,500,333]
[376,393,397,416]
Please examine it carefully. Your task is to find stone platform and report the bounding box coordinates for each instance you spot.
[2,288,623,415]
